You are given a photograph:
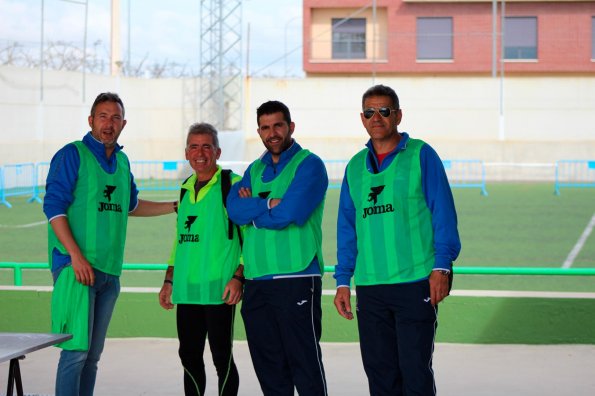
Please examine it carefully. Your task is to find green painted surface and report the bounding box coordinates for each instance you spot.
[2,291,594,344]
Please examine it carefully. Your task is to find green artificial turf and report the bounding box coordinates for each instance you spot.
[2,183,595,343]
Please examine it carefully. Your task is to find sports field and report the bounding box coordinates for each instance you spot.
[1,183,595,343]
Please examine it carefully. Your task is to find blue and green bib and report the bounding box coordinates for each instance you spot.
[347,138,434,285]
[48,141,130,276]
[243,149,325,278]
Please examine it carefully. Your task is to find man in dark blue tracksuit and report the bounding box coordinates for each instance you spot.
[227,100,328,395]
[334,85,461,396]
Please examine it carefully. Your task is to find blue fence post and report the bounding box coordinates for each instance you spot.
[30,162,50,203]
[554,160,561,195]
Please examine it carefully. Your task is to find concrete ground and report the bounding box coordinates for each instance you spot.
[1,339,594,396]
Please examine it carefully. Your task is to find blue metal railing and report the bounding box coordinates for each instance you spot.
[443,159,488,196]
[2,159,491,206]
[0,163,41,207]
[554,160,595,195]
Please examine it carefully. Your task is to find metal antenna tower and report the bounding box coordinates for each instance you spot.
[199,0,243,131]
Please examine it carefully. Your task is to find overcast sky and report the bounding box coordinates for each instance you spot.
[0,0,304,77]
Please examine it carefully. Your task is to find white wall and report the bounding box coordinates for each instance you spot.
[1,65,594,180]
[243,76,595,164]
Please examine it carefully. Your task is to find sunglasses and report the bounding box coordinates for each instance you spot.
[362,107,397,119]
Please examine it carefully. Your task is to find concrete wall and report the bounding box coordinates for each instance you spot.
[1,65,594,180]
[243,75,595,169]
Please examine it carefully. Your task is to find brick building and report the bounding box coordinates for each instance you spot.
[303,0,595,75]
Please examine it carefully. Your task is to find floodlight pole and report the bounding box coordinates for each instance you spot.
[82,0,88,100]
[371,0,377,84]
[284,16,301,77]
[127,0,131,73]
[499,0,505,141]
[492,0,497,77]
[55,0,90,100]
[199,0,242,131]
[40,0,45,102]
[111,0,122,76]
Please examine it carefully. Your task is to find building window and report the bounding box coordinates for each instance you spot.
[504,17,537,60]
[417,17,453,60]
[332,18,366,59]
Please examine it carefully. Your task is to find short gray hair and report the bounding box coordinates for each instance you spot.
[186,122,219,149]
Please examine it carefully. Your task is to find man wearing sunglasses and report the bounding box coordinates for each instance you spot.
[333,84,461,395]
[226,100,328,395]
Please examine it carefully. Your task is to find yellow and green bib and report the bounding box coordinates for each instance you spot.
[172,169,242,304]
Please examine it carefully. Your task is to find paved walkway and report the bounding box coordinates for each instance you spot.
[1,339,594,395]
